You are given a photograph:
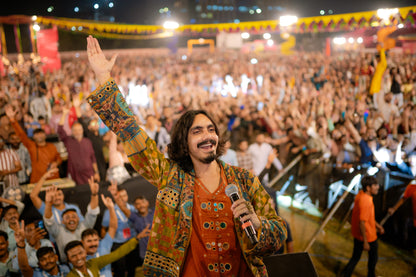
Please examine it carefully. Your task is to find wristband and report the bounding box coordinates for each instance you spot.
[92,193,98,196]
[17,244,25,249]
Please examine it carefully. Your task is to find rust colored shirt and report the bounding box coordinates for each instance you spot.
[11,120,61,183]
[182,168,254,277]
[403,183,416,227]
[351,190,377,243]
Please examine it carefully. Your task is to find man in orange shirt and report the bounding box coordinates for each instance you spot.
[341,176,384,277]
[5,105,61,183]
[388,180,416,254]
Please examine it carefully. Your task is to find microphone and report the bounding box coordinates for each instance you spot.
[225,184,258,244]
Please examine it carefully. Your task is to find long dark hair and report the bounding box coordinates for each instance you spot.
[167,110,226,172]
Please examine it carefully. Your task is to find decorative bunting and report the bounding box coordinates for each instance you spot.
[0,24,6,55]
[13,24,22,53]
[0,6,414,41]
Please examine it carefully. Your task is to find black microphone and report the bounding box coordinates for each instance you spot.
[225,184,258,245]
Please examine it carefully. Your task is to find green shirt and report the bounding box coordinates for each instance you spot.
[66,238,138,277]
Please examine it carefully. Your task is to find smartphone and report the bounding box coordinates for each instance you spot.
[37,220,44,230]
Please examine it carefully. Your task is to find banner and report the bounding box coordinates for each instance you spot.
[36,26,61,73]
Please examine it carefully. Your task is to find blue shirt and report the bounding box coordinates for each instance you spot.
[38,202,84,225]
[86,233,113,277]
[33,264,70,277]
[102,204,136,243]
[359,139,380,165]
[128,209,154,259]
[12,239,53,269]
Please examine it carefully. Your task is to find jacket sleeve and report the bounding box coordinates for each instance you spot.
[87,79,171,188]
[95,238,138,269]
[241,172,287,256]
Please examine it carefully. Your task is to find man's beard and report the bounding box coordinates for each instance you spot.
[199,153,216,164]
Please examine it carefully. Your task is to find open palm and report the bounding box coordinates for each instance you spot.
[87,35,117,84]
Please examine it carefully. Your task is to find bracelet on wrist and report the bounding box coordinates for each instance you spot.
[91,193,98,196]
[17,243,25,249]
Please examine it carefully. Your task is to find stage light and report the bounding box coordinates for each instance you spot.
[377,8,399,21]
[33,24,40,32]
[78,26,83,31]
[357,37,363,44]
[250,58,258,64]
[109,2,114,8]
[71,26,76,31]
[47,6,54,13]
[249,10,254,15]
[263,33,271,40]
[320,10,325,15]
[93,3,99,10]
[348,37,354,44]
[398,23,404,28]
[328,10,334,14]
[31,15,37,21]
[279,15,298,27]
[74,7,79,12]
[256,9,262,14]
[267,39,274,46]
[198,38,205,43]
[241,32,250,39]
[333,37,346,45]
[163,21,179,30]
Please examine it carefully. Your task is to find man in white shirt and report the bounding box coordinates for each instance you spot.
[43,177,99,263]
[248,133,283,176]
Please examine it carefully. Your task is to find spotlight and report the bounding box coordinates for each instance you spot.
[163,21,179,30]
[263,33,271,40]
[241,32,250,39]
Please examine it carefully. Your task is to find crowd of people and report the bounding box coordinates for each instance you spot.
[0,39,414,276]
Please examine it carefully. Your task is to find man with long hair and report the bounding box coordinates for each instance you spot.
[85,35,287,277]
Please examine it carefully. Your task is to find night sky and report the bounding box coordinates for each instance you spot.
[1,0,415,24]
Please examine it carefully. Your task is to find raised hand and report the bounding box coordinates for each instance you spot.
[42,167,59,180]
[45,185,57,204]
[14,220,26,247]
[136,224,151,240]
[101,194,115,209]
[28,227,47,247]
[87,35,117,85]
[88,176,99,196]
[4,105,17,121]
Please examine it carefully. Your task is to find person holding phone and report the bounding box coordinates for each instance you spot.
[11,218,53,269]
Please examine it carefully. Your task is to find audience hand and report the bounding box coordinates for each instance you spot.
[88,176,99,196]
[13,220,26,248]
[136,224,151,240]
[101,194,115,209]
[45,185,57,204]
[27,227,47,247]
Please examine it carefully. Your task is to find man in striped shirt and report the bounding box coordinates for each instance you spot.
[0,136,21,188]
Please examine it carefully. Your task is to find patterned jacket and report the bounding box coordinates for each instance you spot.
[87,79,287,277]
